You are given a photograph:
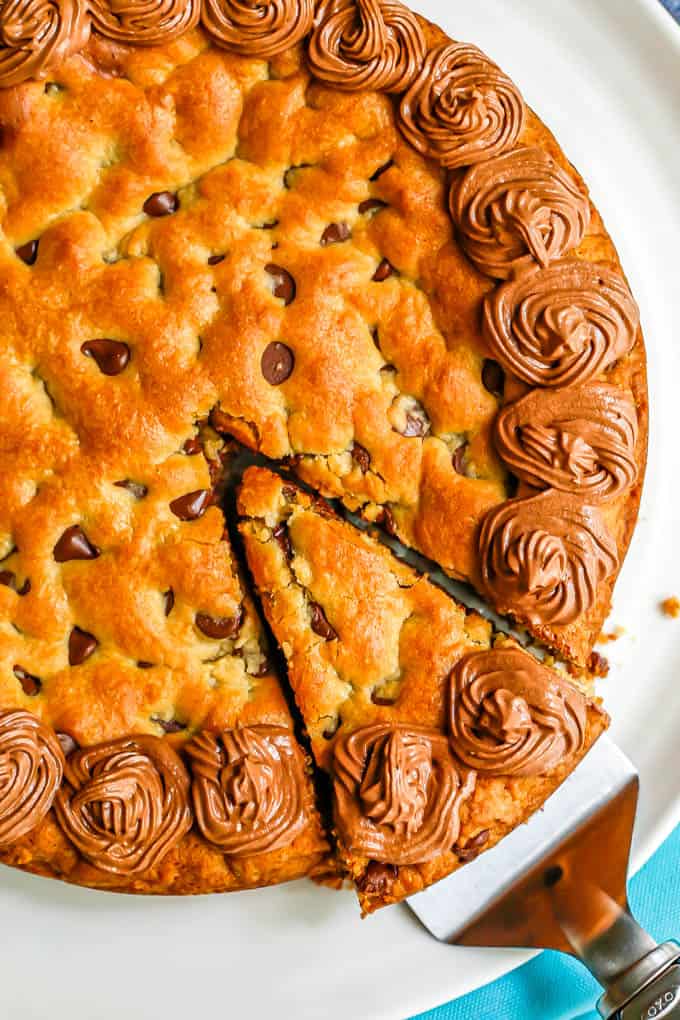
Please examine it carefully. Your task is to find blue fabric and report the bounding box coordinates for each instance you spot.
[411,6,680,1012]
[411,824,680,1019]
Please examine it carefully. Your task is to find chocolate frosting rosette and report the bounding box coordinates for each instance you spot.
[398,42,525,170]
[54,735,192,875]
[201,0,314,57]
[0,0,90,87]
[307,0,425,93]
[0,709,64,845]
[450,146,590,279]
[186,726,308,855]
[89,0,199,45]
[333,722,475,865]
[494,383,638,502]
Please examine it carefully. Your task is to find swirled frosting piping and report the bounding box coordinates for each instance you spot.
[307,0,425,93]
[333,723,475,865]
[0,708,64,845]
[54,735,191,875]
[201,0,314,58]
[186,725,307,855]
[398,42,524,170]
[0,0,90,88]
[478,491,619,626]
[450,147,590,279]
[89,0,198,46]
[495,383,638,501]
[449,646,587,776]
[483,259,639,388]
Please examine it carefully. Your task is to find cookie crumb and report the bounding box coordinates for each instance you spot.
[587,651,609,678]
[598,625,624,644]
[661,597,680,619]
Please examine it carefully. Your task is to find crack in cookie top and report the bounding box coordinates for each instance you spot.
[494,383,638,502]
[450,147,591,279]
[483,259,639,388]
[478,491,619,626]
[54,735,191,875]
[89,0,200,46]
[333,722,475,865]
[449,646,587,776]
[0,0,90,87]
[186,726,308,855]
[201,0,314,57]
[398,42,525,169]
[0,709,64,845]
[307,0,425,93]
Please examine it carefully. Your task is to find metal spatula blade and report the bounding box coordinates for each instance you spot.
[408,736,680,1019]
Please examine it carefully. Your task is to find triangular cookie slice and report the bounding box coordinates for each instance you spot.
[238,466,607,913]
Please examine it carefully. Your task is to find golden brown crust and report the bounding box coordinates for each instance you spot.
[238,466,608,912]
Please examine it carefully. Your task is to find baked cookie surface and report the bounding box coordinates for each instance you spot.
[0,0,645,895]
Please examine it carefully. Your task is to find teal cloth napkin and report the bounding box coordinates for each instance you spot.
[411,823,680,1019]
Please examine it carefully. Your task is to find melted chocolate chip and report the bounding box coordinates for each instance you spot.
[162,589,175,616]
[13,665,41,696]
[151,715,186,733]
[169,489,211,521]
[321,222,351,246]
[16,240,38,265]
[182,436,202,456]
[370,159,394,182]
[389,395,430,438]
[371,690,397,706]
[261,342,294,385]
[357,861,398,895]
[143,191,179,217]
[309,601,337,641]
[351,442,370,473]
[281,485,298,502]
[81,339,130,376]
[272,522,292,560]
[452,444,468,476]
[482,359,505,397]
[372,258,394,282]
[68,627,99,666]
[380,506,398,537]
[195,606,243,639]
[137,661,154,669]
[455,829,490,862]
[359,198,388,215]
[53,525,100,562]
[0,570,30,595]
[114,479,148,499]
[207,254,225,265]
[265,264,296,305]
[56,732,78,757]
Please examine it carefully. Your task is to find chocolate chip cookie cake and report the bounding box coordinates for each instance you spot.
[0,0,646,901]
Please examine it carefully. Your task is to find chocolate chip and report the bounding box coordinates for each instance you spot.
[309,601,337,640]
[68,627,98,666]
[56,732,78,757]
[371,690,397,706]
[452,444,468,476]
[13,665,41,696]
[372,258,394,282]
[257,219,279,230]
[169,489,211,521]
[370,159,394,182]
[53,525,100,562]
[182,436,202,456]
[81,339,130,376]
[388,395,430,438]
[380,506,397,536]
[137,661,154,669]
[482,359,504,397]
[207,254,225,265]
[114,479,148,499]
[261,341,294,385]
[265,264,296,305]
[16,240,38,265]
[273,522,292,560]
[351,442,370,473]
[151,715,185,733]
[281,484,298,502]
[357,861,398,895]
[359,198,388,215]
[321,222,351,246]
[0,570,30,595]
[162,589,174,616]
[195,606,243,639]
[455,829,490,862]
[143,191,179,217]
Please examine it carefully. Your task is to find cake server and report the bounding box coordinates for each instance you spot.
[408,733,680,1019]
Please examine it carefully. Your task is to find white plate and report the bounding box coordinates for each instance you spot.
[3,2,680,1018]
